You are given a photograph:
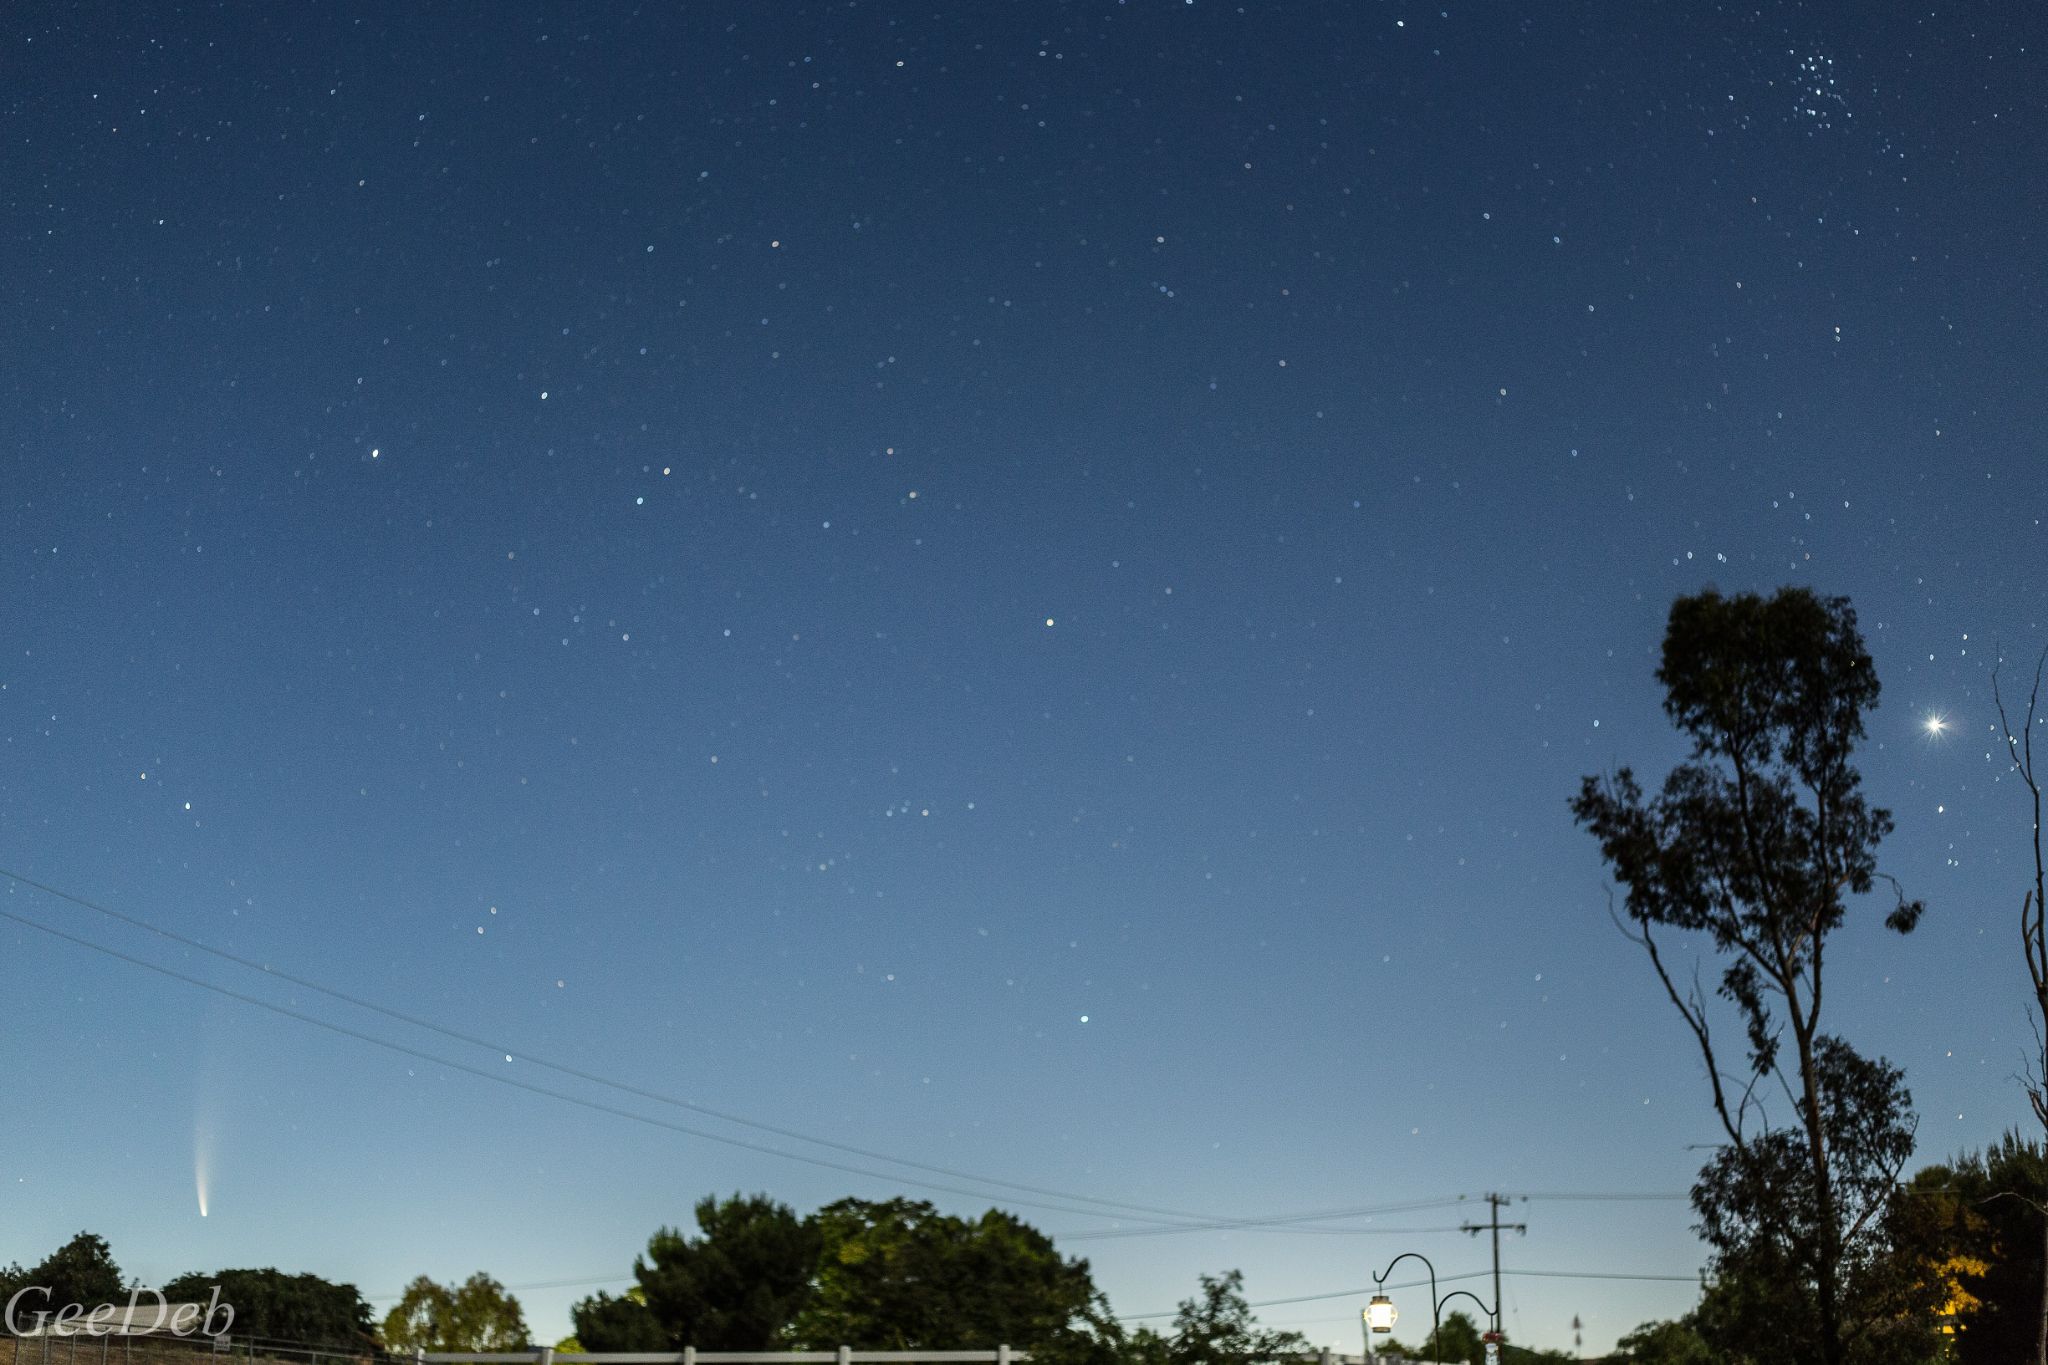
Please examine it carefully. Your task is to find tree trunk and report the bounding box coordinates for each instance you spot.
[1816,1234,1842,1365]
[2036,1199,2047,1365]
[1794,1022,1844,1365]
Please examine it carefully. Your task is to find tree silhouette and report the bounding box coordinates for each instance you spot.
[1573,587,1926,1365]
[1994,645,2048,1365]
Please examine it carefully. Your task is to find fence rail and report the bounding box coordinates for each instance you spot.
[416,1353,1442,1365]
[2,1334,412,1365]
[421,1353,1030,1365]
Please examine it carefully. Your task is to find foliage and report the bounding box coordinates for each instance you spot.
[1373,1309,1555,1364]
[627,1193,821,1350]
[1154,1269,1307,1365]
[158,1268,374,1348]
[1019,1288,1152,1365]
[1898,1135,2048,1364]
[1417,1309,1482,1364]
[573,1197,1288,1364]
[381,1273,528,1353]
[570,1288,666,1353]
[1609,1318,1714,1365]
[794,1197,1098,1351]
[1572,587,1926,1365]
[0,1233,127,1319]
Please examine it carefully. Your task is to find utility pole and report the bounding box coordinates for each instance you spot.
[1460,1192,1526,1339]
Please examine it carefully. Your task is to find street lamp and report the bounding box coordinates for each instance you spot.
[1364,1252,1504,1361]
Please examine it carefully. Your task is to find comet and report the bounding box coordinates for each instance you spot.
[194,1125,212,1217]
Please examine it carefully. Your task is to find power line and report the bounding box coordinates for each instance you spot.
[0,884,1477,1238]
[0,901,1251,1225]
[1116,1271,1493,1321]
[1063,1216,1478,1242]
[1503,1268,1701,1282]
[1,869,1240,1227]
[1061,1197,1481,1240]
[0,870,1700,1257]
[1517,1190,1689,1202]
[0,869,1385,1231]
[1065,1191,1691,1242]
[1058,1191,1689,1242]
[1114,1267,1702,1322]
[364,1275,632,1303]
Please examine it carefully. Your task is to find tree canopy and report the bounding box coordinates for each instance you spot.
[1151,1269,1306,1365]
[570,1286,667,1353]
[795,1197,1098,1351]
[1572,586,1928,1365]
[571,1195,1300,1363]
[1372,1308,1485,1363]
[635,1193,821,1350]
[1891,1134,2048,1364]
[381,1273,529,1353]
[1609,1318,1715,1365]
[0,1233,126,1321]
[158,1268,374,1348]
[1051,1267,1301,1365]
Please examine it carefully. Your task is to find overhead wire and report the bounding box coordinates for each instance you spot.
[1114,1268,1701,1322]
[364,1275,632,1303]
[0,869,1697,1256]
[0,876,1477,1236]
[0,868,1254,1226]
[1517,1190,1689,1202]
[1066,1224,1475,1241]
[0,901,1239,1225]
[1115,1271,1493,1321]
[1057,1190,1691,1240]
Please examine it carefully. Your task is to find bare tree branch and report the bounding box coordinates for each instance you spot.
[1993,643,2048,1365]
[1608,887,1749,1150]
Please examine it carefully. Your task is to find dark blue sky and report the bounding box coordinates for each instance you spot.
[4,1,2044,1355]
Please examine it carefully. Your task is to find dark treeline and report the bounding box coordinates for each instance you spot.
[563,1193,1313,1364]
[1581,590,2048,1365]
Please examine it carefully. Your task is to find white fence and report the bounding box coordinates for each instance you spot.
[416,1353,1445,1365]
[419,1354,1027,1365]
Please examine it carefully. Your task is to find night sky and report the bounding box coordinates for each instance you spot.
[4,2,2045,1356]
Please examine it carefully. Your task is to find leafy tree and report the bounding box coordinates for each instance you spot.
[793,1197,1098,1350]
[1609,1318,1714,1365]
[1418,1310,1483,1365]
[3,1233,127,1322]
[1994,646,2048,1365]
[569,1287,665,1353]
[1368,1309,1502,1364]
[1023,1287,1153,1365]
[382,1276,453,1352]
[1572,587,1927,1365]
[1496,1345,1575,1364]
[576,1194,1112,1353]
[1897,1136,2048,1365]
[158,1268,373,1347]
[621,1194,820,1350]
[381,1273,528,1353]
[1155,1269,1306,1365]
